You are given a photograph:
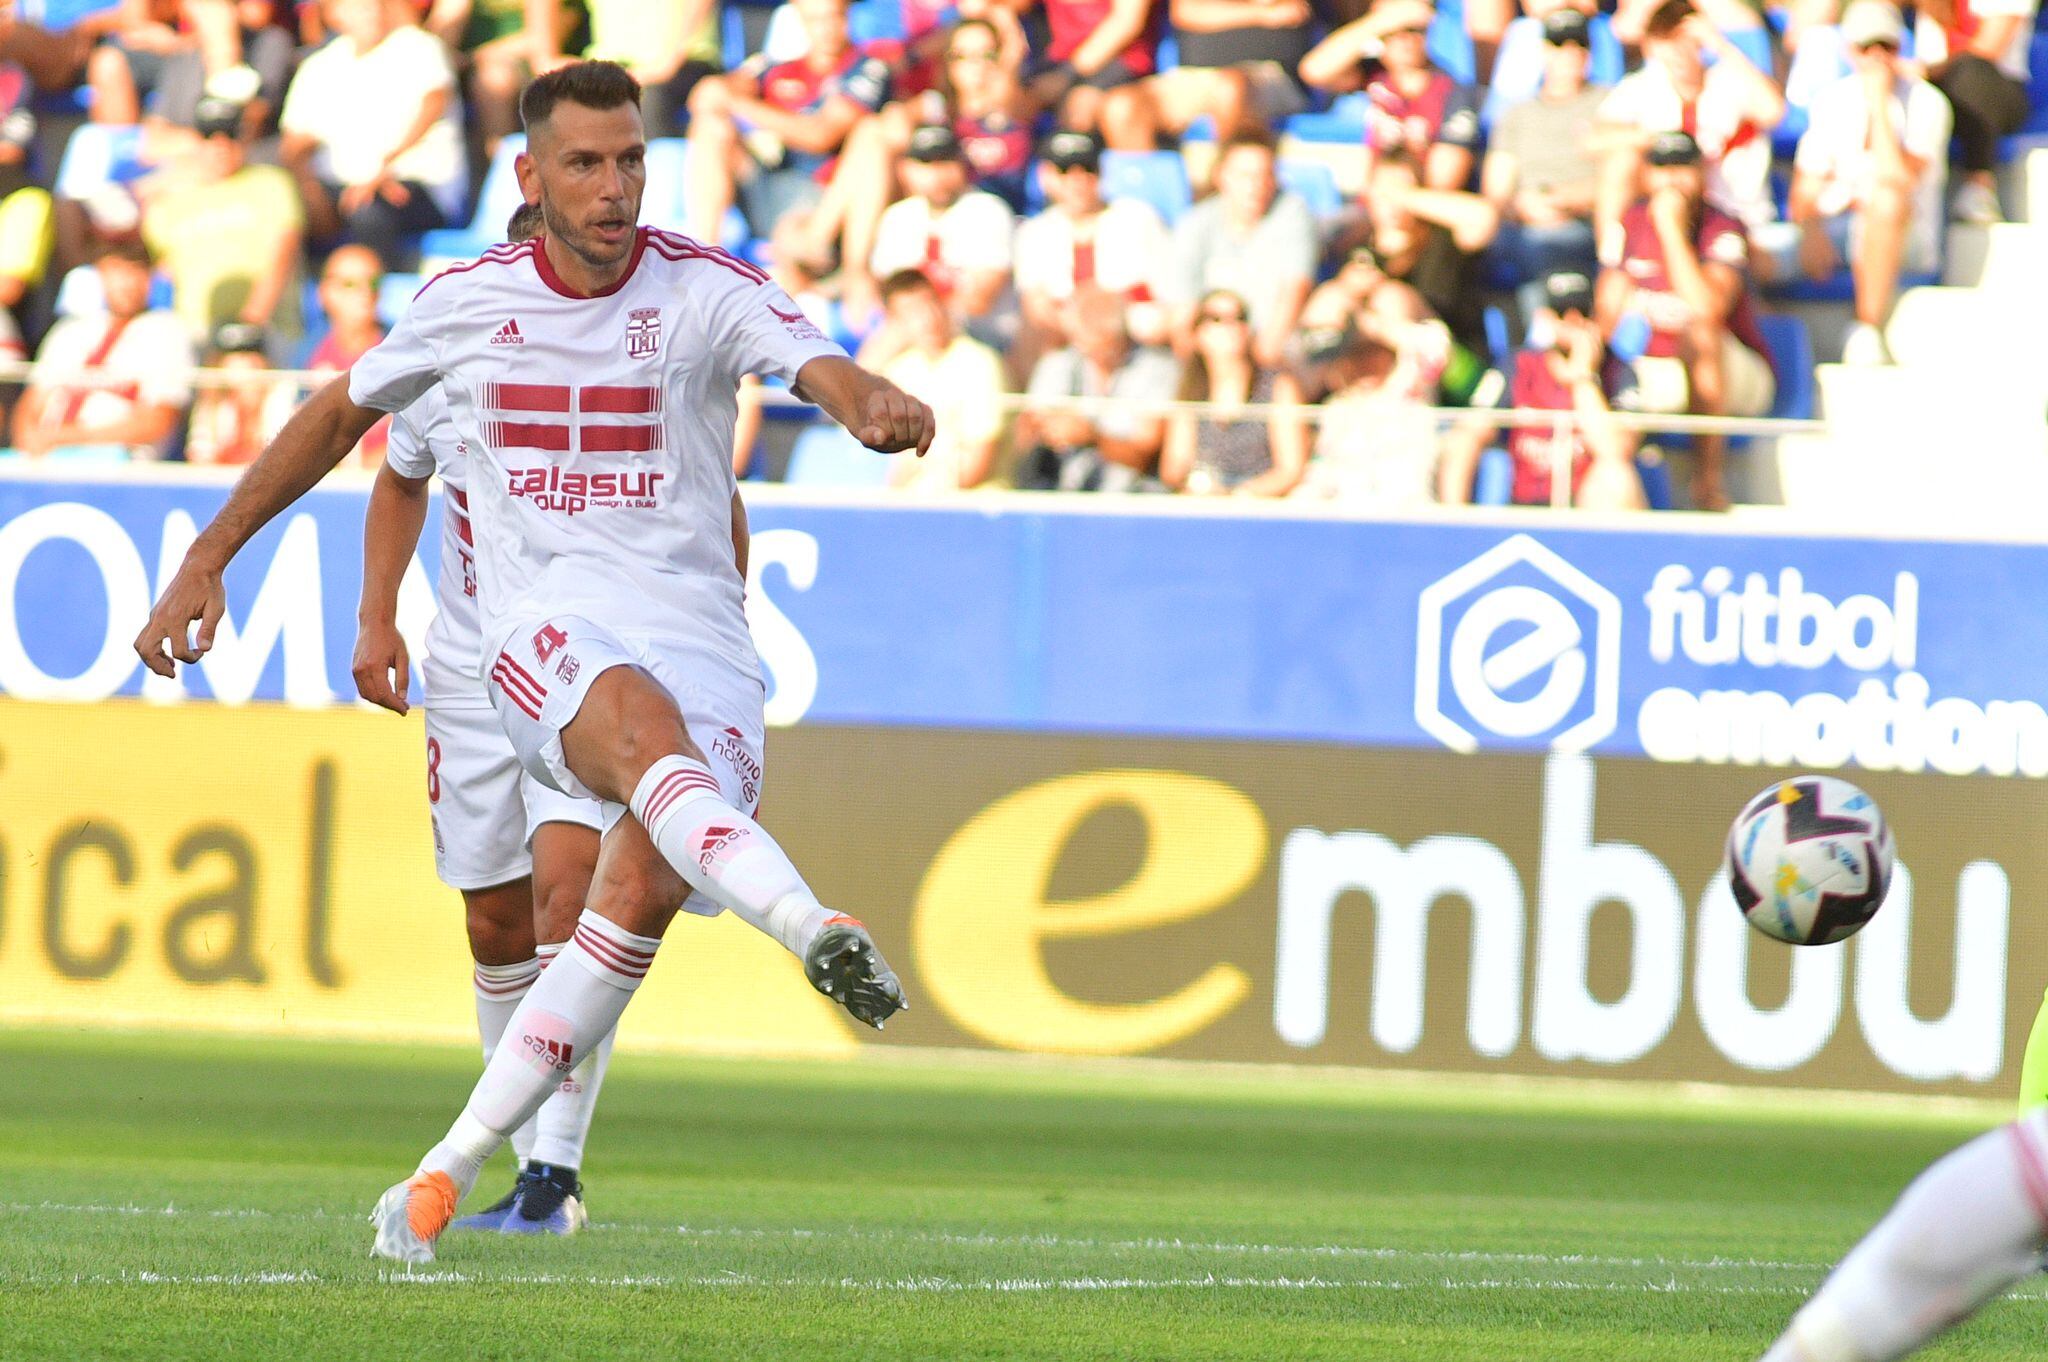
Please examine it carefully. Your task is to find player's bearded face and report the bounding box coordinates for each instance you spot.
[530,102,649,270]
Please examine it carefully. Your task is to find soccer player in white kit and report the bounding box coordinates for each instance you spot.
[135,61,934,1264]
[349,202,640,1235]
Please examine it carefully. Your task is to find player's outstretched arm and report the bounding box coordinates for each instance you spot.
[791,355,935,457]
[135,376,388,678]
[353,463,432,714]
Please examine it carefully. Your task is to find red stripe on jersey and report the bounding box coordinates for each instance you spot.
[454,513,473,546]
[447,485,468,509]
[498,652,549,699]
[491,658,544,710]
[573,926,651,979]
[578,385,662,414]
[414,241,536,301]
[490,662,543,719]
[487,420,572,452]
[488,382,573,412]
[580,424,661,453]
[2012,1123,2048,1231]
[646,230,772,285]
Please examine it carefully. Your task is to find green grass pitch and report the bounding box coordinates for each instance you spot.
[3,1028,2042,1360]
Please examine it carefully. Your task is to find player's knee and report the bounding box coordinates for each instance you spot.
[586,858,688,927]
[465,881,537,964]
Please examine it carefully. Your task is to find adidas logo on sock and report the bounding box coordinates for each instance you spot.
[490,318,524,345]
[523,1034,575,1071]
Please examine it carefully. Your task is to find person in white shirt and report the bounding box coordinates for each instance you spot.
[279,0,468,268]
[1787,2,1951,364]
[869,123,1017,346]
[138,61,934,1266]
[1595,0,1787,250]
[12,235,193,461]
[857,268,1007,489]
[1012,129,1168,363]
[1914,0,2040,222]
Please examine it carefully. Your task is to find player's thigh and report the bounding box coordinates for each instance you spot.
[585,812,692,939]
[423,701,534,893]
[524,776,603,943]
[631,647,769,920]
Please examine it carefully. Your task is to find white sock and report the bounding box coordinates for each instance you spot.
[420,911,656,1196]
[1761,1112,2048,1362]
[528,941,614,1172]
[472,958,541,1166]
[630,755,839,958]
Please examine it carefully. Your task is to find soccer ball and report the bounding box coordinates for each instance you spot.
[1725,776,1895,946]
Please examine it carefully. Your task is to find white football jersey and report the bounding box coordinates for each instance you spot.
[382,385,485,705]
[350,228,843,686]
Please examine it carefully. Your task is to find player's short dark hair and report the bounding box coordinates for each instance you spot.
[879,268,939,305]
[506,201,545,242]
[1643,0,1695,41]
[520,60,642,134]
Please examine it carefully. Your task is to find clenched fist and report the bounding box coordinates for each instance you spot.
[855,382,936,457]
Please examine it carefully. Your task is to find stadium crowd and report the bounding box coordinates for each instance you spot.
[0,0,2037,508]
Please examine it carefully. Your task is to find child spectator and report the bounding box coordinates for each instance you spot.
[183,318,293,464]
[300,240,386,460]
[1915,0,2040,223]
[1438,268,1644,508]
[1596,0,1786,251]
[1160,133,1317,369]
[682,0,890,244]
[139,92,302,338]
[1596,130,1775,511]
[1015,285,1180,490]
[279,0,467,269]
[1483,8,1605,316]
[856,268,1008,489]
[12,235,193,461]
[1160,288,1308,496]
[1300,0,1484,191]
[1786,1,1951,364]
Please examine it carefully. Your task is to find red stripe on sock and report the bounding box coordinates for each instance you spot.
[2010,1122,2048,1231]
[573,927,651,980]
[575,921,656,964]
[640,767,720,828]
[473,971,538,997]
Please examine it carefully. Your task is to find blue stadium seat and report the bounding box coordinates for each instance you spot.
[1482,304,1513,370]
[1285,93,1367,145]
[1098,150,1192,221]
[378,272,422,325]
[54,123,144,200]
[1276,159,1343,218]
[1473,446,1513,505]
[418,135,527,261]
[1427,8,1477,85]
[1755,313,1814,422]
[721,5,750,69]
[848,0,906,43]
[785,424,891,486]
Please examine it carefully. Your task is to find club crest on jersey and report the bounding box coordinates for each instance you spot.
[555,653,581,685]
[626,306,661,359]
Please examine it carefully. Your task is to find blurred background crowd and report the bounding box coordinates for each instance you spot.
[0,0,2038,509]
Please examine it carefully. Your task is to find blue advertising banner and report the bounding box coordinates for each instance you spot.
[3,471,2044,779]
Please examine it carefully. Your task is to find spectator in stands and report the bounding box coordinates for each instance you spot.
[1484,9,1605,319]
[1916,0,2040,223]
[572,0,722,137]
[868,123,1017,346]
[1300,239,1439,340]
[85,0,191,124]
[1787,2,1951,364]
[1438,269,1644,508]
[1596,0,1785,253]
[1486,0,1613,117]
[1023,0,1164,133]
[1161,133,1316,369]
[106,0,293,141]
[1015,284,1179,490]
[1293,322,1443,505]
[139,92,302,339]
[183,318,293,464]
[1596,131,1775,511]
[1014,130,1169,362]
[0,62,53,357]
[683,0,891,244]
[1613,0,1775,60]
[1299,0,1483,192]
[425,0,545,157]
[1098,0,1317,150]
[12,236,193,461]
[1160,288,1308,495]
[279,0,467,270]
[1352,145,1498,391]
[856,268,1007,489]
[300,239,387,459]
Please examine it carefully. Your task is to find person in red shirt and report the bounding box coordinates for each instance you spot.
[1023,0,1165,132]
[1439,269,1644,508]
[682,0,892,242]
[1300,0,1484,191]
[1595,130,1774,512]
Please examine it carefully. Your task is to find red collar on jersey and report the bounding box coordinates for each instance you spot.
[531,226,649,299]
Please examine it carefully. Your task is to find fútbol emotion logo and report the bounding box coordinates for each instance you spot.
[1416,535,1621,753]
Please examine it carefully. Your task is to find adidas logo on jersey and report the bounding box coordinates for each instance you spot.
[490,318,525,345]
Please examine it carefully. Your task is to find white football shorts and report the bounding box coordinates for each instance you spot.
[422,699,603,891]
[483,613,767,916]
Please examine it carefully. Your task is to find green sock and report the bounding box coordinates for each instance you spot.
[2021,988,2048,1113]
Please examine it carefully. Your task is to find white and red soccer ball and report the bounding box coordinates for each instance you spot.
[1726,776,1895,946]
